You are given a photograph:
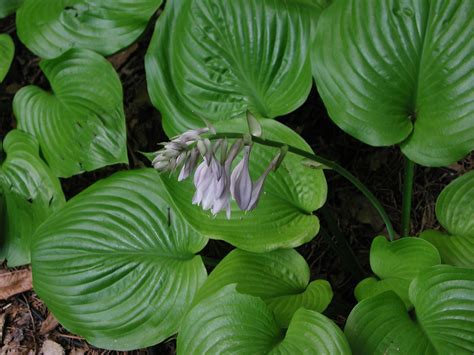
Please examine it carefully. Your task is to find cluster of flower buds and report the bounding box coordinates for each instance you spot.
[152,127,285,219]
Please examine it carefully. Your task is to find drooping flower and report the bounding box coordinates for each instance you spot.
[192,139,243,219]
[230,145,282,211]
[230,145,253,210]
[152,126,284,218]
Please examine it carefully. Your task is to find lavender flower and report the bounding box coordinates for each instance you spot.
[230,146,282,211]
[192,139,243,219]
[152,126,284,218]
[152,127,210,172]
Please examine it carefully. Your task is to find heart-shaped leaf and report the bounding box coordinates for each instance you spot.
[13,48,128,178]
[160,118,327,252]
[194,248,333,327]
[355,236,440,307]
[178,284,351,354]
[0,34,14,82]
[345,265,474,354]
[0,0,23,18]
[31,168,208,350]
[421,170,474,268]
[16,0,162,59]
[0,130,65,267]
[312,0,474,166]
[145,0,313,137]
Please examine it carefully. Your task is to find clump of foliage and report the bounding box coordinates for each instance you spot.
[0,0,473,353]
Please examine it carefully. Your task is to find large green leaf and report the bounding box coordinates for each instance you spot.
[0,0,24,18]
[355,236,440,307]
[0,130,65,267]
[31,168,208,350]
[145,0,313,137]
[345,265,474,354]
[194,248,333,327]
[178,285,351,354]
[0,34,14,83]
[16,0,162,59]
[160,118,327,252]
[421,170,474,268]
[13,48,128,178]
[313,0,474,166]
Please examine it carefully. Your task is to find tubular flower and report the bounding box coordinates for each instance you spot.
[152,128,284,218]
[230,146,282,211]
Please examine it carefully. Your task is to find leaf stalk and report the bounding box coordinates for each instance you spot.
[401,157,416,238]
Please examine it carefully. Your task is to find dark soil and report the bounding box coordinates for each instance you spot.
[1,10,472,355]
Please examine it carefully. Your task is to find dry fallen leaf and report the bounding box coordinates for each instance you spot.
[108,43,139,70]
[40,340,65,355]
[0,269,33,300]
[69,347,86,355]
[40,312,59,335]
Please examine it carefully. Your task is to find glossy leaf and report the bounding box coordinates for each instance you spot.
[178,285,351,354]
[16,0,162,58]
[145,0,313,137]
[421,171,474,268]
[194,248,333,327]
[161,118,327,252]
[0,130,65,267]
[313,0,474,166]
[13,48,128,178]
[0,34,14,82]
[355,236,440,307]
[0,0,23,18]
[345,265,474,354]
[31,169,208,350]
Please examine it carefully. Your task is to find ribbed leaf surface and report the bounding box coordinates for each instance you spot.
[421,171,474,267]
[0,34,14,82]
[355,236,440,307]
[146,0,313,136]
[13,49,128,177]
[346,265,474,354]
[313,0,474,166]
[32,169,208,350]
[16,0,162,58]
[194,248,332,327]
[0,0,23,18]
[161,118,327,252]
[0,130,65,267]
[178,285,350,354]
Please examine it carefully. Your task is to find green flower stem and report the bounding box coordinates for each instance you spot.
[401,157,416,238]
[320,207,365,280]
[209,132,396,241]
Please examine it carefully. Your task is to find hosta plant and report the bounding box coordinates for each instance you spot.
[421,170,474,268]
[0,33,14,82]
[13,48,128,177]
[0,0,472,353]
[313,0,474,167]
[354,236,440,307]
[0,130,65,267]
[346,265,474,354]
[145,0,324,136]
[16,0,163,58]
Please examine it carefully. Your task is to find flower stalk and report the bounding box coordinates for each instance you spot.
[152,128,395,241]
[152,128,282,219]
[208,132,396,241]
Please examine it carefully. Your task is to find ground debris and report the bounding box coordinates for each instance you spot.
[40,340,64,355]
[0,269,33,301]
